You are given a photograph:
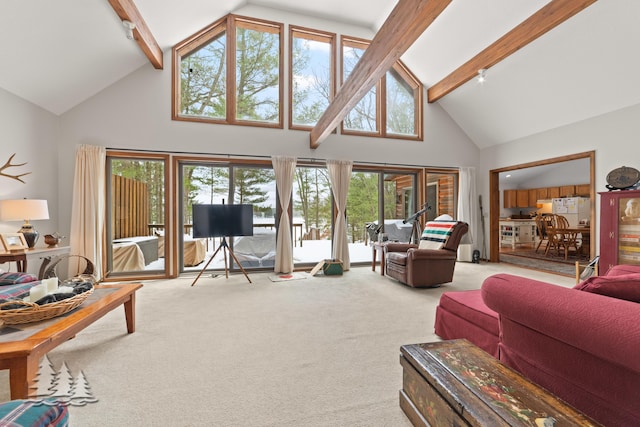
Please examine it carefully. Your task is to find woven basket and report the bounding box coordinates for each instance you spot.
[0,288,94,325]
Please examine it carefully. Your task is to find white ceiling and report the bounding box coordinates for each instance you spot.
[1,0,638,149]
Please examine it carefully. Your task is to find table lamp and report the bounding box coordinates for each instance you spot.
[0,199,50,248]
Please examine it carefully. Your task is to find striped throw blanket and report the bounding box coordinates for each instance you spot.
[419,221,458,250]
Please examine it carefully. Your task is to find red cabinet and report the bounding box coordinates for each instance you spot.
[599,190,640,273]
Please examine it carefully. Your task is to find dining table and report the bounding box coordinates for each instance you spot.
[561,227,591,257]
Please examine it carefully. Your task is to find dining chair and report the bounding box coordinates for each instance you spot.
[548,215,579,260]
[535,215,552,253]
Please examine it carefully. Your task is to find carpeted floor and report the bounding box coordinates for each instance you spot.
[0,263,574,426]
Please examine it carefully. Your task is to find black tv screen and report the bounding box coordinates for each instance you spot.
[192,204,254,238]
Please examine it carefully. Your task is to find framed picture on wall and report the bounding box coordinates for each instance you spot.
[0,233,28,252]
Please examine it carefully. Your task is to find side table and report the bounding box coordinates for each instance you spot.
[371,241,387,276]
[0,252,27,272]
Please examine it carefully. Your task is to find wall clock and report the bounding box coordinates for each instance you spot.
[605,166,640,191]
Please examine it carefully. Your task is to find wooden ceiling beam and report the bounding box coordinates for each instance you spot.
[108,0,163,69]
[427,0,597,103]
[309,0,451,149]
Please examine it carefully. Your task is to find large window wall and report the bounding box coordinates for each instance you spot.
[173,14,422,140]
[104,152,455,278]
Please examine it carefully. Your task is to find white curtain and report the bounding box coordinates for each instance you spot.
[457,167,478,262]
[69,145,106,279]
[272,156,297,273]
[326,159,352,270]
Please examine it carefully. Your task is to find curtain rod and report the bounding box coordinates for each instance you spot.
[106,147,460,171]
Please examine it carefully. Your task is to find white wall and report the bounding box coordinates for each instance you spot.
[0,88,59,243]
[479,102,640,254]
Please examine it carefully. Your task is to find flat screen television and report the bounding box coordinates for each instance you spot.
[192,204,254,238]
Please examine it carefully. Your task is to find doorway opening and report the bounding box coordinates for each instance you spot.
[489,151,595,275]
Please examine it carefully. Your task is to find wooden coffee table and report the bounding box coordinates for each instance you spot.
[0,283,142,399]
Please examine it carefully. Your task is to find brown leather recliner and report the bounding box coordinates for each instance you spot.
[384,221,469,288]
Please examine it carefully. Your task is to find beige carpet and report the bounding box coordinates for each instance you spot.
[0,263,574,426]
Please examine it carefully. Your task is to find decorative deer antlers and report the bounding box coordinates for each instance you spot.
[0,153,31,184]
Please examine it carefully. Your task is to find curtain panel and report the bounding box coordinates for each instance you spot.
[69,144,106,279]
[457,167,478,261]
[272,156,297,273]
[326,159,352,270]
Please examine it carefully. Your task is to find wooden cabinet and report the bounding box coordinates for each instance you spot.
[528,189,538,207]
[516,190,529,208]
[560,185,576,197]
[503,189,517,208]
[548,187,561,198]
[536,188,548,200]
[575,184,590,196]
[599,190,640,273]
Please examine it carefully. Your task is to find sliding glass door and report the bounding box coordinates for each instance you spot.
[106,155,167,277]
[179,162,277,273]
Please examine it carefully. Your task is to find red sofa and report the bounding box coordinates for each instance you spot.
[434,264,640,426]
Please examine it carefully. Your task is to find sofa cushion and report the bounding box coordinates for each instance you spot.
[605,264,640,277]
[418,221,457,249]
[435,290,500,356]
[438,290,499,334]
[0,272,37,286]
[574,273,640,303]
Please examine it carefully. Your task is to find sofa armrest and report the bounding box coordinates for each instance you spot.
[481,273,640,373]
[406,248,457,261]
[384,242,417,253]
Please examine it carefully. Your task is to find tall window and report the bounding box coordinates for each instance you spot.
[179,25,227,119]
[174,15,284,128]
[289,27,335,129]
[342,37,379,134]
[386,63,420,137]
[341,36,423,140]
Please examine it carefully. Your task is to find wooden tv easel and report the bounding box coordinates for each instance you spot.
[191,236,252,286]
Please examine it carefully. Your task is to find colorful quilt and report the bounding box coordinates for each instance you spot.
[419,221,458,250]
[0,399,69,426]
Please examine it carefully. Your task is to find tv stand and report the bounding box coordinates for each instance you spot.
[191,237,252,286]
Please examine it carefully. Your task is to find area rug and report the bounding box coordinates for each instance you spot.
[268,272,309,282]
[500,253,575,277]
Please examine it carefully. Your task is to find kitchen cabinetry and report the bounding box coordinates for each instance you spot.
[575,184,590,196]
[516,190,529,208]
[503,190,517,208]
[560,185,576,197]
[504,184,590,209]
[500,220,537,249]
[548,187,560,198]
[599,190,640,273]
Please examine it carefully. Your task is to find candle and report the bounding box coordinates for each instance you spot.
[44,278,58,294]
[29,284,47,302]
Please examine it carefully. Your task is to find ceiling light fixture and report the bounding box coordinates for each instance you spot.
[122,20,136,40]
[477,69,487,84]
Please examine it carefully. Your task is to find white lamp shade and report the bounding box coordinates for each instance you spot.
[0,199,49,221]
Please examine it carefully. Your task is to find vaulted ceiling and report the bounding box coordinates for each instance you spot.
[1,0,638,149]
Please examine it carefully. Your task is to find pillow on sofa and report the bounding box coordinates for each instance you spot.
[574,273,640,303]
[606,264,640,277]
[419,221,458,250]
[0,272,37,286]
